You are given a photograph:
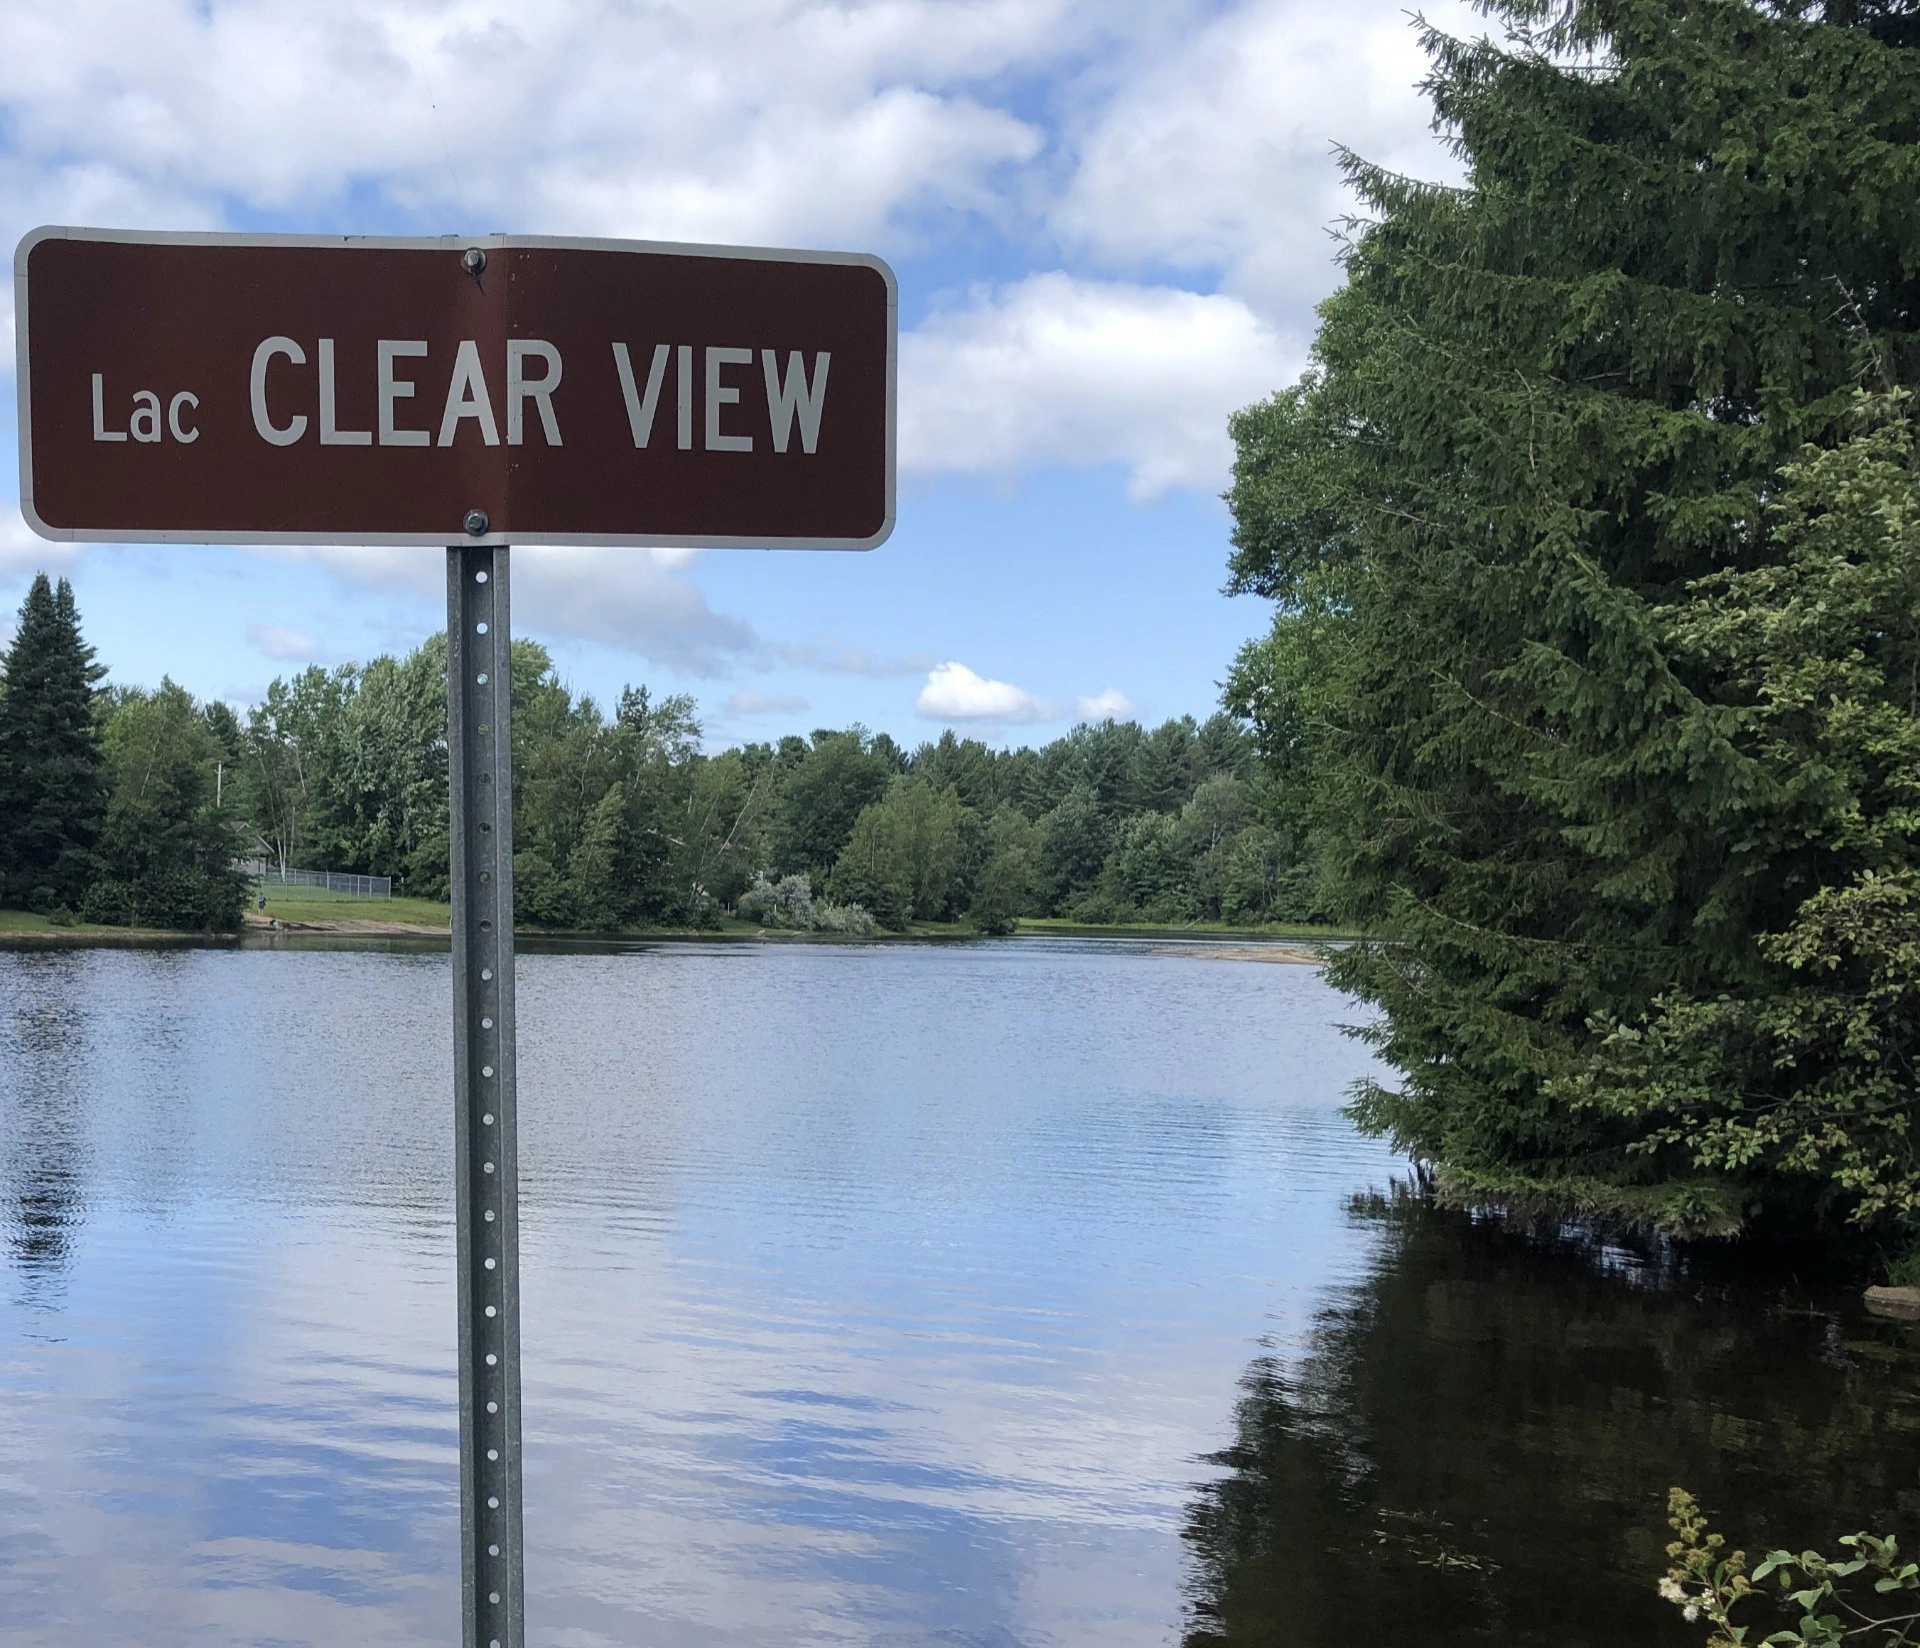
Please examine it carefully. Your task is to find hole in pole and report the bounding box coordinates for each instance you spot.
[475,570,488,583]
[486,1353,497,1366]
[476,622,489,635]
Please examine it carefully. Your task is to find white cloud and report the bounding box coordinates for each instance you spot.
[1051,0,1475,314]
[245,622,321,661]
[246,544,443,599]
[1076,687,1133,721]
[900,273,1298,497]
[513,546,756,677]
[0,0,1071,250]
[247,543,757,676]
[725,690,810,716]
[915,660,1049,724]
[0,501,81,581]
[765,638,937,677]
[0,0,1465,503]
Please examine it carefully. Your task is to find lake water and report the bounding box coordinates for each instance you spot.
[1,939,1916,1648]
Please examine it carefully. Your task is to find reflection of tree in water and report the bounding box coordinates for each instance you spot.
[1183,1191,1920,1647]
[3,965,93,1307]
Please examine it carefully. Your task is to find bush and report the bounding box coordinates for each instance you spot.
[79,879,136,926]
[132,867,244,932]
[1661,1488,1919,1646]
[512,849,575,927]
[736,871,874,935]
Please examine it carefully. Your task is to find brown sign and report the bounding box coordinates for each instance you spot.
[14,229,895,549]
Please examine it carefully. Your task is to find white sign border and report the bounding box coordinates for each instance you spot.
[13,226,897,552]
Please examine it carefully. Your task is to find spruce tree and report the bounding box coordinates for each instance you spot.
[1226,0,1920,1238]
[0,574,106,910]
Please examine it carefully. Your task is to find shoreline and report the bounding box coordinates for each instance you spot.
[0,909,1344,957]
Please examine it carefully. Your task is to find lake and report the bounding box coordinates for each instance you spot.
[1,938,1916,1647]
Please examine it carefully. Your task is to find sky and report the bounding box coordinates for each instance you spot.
[0,0,1472,749]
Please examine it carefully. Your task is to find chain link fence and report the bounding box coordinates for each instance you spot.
[239,862,393,900]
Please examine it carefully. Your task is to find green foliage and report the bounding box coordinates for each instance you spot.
[0,574,107,910]
[1663,1488,1920,1647]
[93,679,247,932]
[2,572,1307,935]
[1557,395,1920,1236]
[735,871,876,935]
[971,807,1041,935]
[828,778,977,929]
[566,785,635,930]
[1226,0,1920,1242]
[777,730,897,877]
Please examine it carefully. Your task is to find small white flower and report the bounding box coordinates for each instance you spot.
[1658,1578,1687,1603]
[1683,1606,1700,1624]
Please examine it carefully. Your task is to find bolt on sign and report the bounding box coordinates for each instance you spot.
[14,228,895,548]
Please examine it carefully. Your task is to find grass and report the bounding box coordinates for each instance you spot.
[1013,916,1361,941]
[254,892,450,928]
[0,907,209,938]
[5,899,1357,944]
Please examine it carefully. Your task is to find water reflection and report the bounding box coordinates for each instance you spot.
[3,954,93,1306]
[0,940,1398,1646]
[1182,1191,1920,1647]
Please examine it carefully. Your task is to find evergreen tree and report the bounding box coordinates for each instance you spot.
[0,574,106,911]
[1226,0,1920,1238]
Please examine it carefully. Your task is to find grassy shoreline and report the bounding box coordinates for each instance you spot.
[1,899,1358,948]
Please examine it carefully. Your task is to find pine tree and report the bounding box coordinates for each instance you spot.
[0,574,107,911]
[1227,0,1920,1238]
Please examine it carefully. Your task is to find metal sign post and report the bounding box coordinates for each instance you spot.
[447,539,524,1648]
[15,223,896,1648]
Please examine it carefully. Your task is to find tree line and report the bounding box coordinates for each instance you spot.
[1224,0,1920,1271]
[0,576,1318,936]
[0,576,248,931]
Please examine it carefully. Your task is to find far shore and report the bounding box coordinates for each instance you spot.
[0,902,1350,957]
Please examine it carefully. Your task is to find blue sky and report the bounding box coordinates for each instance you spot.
[1,0,1469,749]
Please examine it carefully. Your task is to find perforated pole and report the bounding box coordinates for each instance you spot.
[447,542,525,1648]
